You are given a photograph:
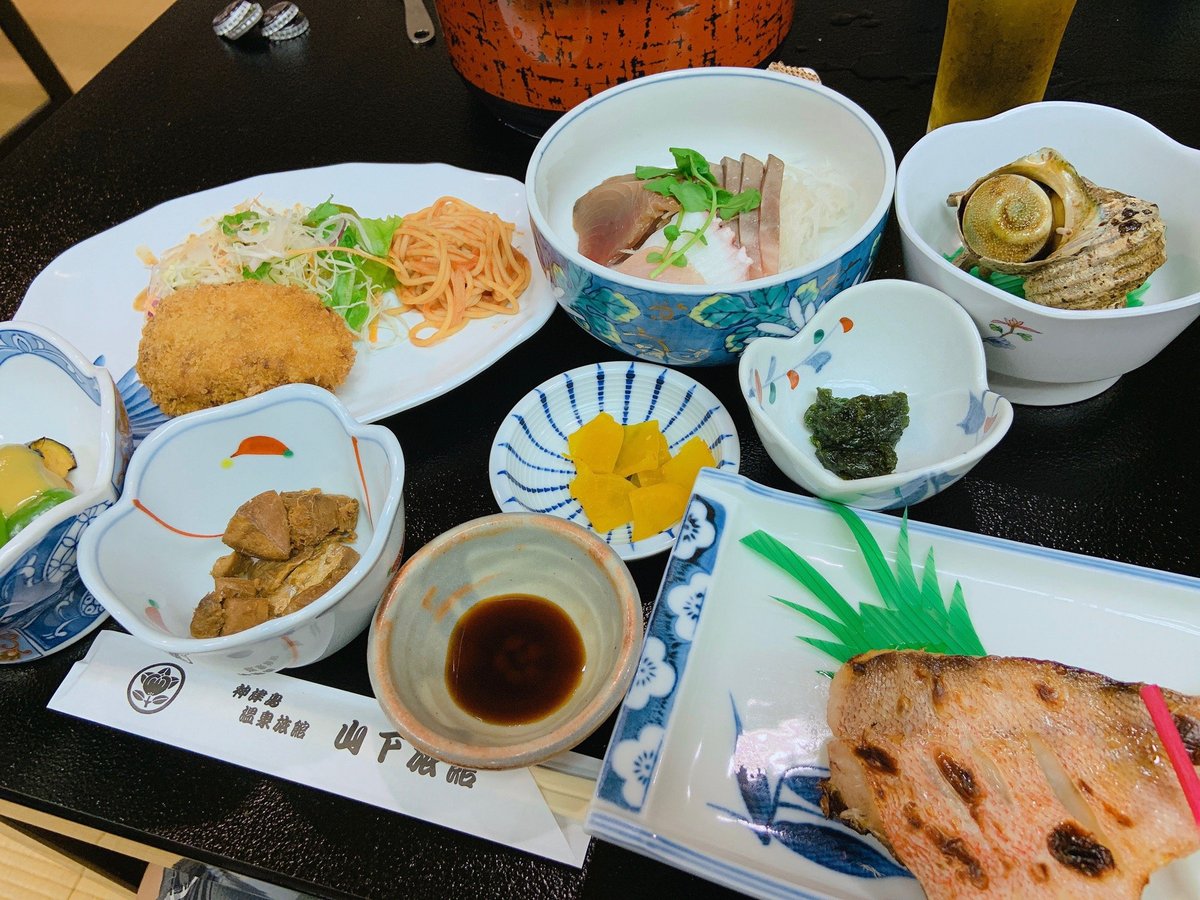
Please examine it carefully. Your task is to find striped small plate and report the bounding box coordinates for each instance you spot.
[488,361,740,559]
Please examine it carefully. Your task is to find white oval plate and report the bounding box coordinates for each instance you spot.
[488,361,740,560]
[16,163,556,432]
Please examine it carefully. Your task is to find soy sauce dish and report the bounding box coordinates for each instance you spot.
[367,513,642,770]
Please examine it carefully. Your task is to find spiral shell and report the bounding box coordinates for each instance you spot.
[960,174,1055,264]
[947,148,1166,310]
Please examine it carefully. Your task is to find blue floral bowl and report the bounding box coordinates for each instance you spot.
[525,67,895,366]
[0,323,132,663]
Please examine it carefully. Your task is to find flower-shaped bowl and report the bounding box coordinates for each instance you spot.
[78,384,405,674]
[0,322,132,663]
[739,279,1013,510]
[896,101,1200,405]
[525,66,895,366]
[368,513,642,770]
[488,361,740,559]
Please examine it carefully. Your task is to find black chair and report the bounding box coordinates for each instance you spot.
[0,0,73,158]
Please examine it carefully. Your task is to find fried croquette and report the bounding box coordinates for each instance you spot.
[136,282,356,416]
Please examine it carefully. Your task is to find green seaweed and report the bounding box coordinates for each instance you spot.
[804,388,909,480]
[739,503,986,668]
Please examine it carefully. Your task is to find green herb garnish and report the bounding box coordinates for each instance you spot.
[220,210,262,237]
[303,198,404,332]
[636,147,760,279]
[740,503,985,669]
[241,261,272,280]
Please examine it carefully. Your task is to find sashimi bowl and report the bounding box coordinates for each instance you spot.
[525,66,895,366]
[739,279,1013,510]
[0,322,132,663]
[77,384,405,674]
[896,101,1200,406]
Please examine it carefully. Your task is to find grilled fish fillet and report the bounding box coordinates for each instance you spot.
[822,651,1200,898]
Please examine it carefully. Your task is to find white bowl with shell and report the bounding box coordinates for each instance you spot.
[896,101,1200,405]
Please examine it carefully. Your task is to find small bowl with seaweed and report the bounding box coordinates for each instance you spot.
[738,279,1013,510]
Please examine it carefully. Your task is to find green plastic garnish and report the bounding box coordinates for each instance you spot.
[946,247,1148,307]
[740,502,986,669]
[636,147,760,279]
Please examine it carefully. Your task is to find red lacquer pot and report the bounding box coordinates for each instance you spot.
[434,0,795,133]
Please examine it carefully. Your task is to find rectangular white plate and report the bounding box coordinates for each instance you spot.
[587,468,1200,899]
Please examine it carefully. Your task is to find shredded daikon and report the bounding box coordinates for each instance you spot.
[778,162,857,271]
[135,198,408,346]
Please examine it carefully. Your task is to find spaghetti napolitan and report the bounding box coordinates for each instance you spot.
[386,196,532,346]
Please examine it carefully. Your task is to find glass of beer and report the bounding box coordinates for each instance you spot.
[928,0,1078,131]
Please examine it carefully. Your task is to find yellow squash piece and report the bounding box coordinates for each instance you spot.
[0,444,72,518]
[614,421,664,477]
[566,411,623,474]
[567,416,718,540]
[631,468,666,488]
[661,436,716,488]
[27,437,77,479]
[571,466,635,533]
[630,482,690,542]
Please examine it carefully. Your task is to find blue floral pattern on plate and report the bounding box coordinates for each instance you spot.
[711,699,910,880]
[0,572,107,664]
[595,494,724,811]
[533,220,887,367]
[589,472,917,898]
[95,356,169,444]
[0,329,100,403]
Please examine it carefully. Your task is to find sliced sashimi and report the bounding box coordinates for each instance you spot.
[573,175,679,266]
[758,154,786,276]
[612,212,751,285]
[722,156,743,247]
[738,153,765,279]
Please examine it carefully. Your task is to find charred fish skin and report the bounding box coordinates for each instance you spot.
[947,148,1166,311]
[822,650,1200,899]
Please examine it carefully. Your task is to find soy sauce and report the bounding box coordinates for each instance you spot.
[445,594,585,725]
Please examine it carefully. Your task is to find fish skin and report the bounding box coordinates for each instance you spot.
[822,651,1200,899]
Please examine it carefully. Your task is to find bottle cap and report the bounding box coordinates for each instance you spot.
[260,2,300,38]
[213,1,264,40]
[266,7,309,41]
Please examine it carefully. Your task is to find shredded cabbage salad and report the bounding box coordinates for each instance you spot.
[137,198,404,341]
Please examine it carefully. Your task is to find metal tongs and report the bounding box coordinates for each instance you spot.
[403,0,436,45]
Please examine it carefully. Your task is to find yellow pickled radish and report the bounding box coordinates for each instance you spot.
[613,420,663,477]
[566,411,623,474]
[661,436,717,487]
[567,415,716,539]
[571,466,635,532]
[630,482,690,542]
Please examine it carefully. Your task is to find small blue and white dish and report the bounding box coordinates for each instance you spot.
[0,322,132,663]
[488,361,740,560]
[738,279,1013,511]
[525,67,895,366]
